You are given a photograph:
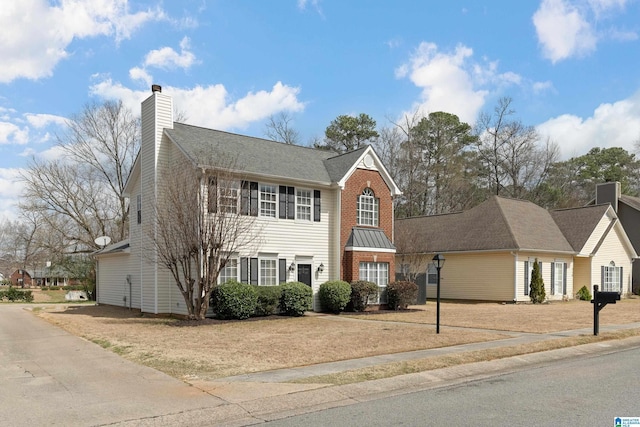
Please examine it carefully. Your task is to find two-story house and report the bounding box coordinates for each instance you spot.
[95,85,400,315]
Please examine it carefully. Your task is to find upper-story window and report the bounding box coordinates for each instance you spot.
[208,178,240,213]
[357,188,379,226]
[260,184,277,218]
[296,189,312,221]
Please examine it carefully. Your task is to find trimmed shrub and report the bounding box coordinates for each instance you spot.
[529,259,546,304]
[576,285,592,301]
[254,285,282,316]
[0,287,33,302]
[318,281,351,313]
[387,281,418,310]
[279,282,312,316]
[210,281,258,320]
[347,281,379,312]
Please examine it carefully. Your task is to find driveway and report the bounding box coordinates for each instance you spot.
[0,304,246,426]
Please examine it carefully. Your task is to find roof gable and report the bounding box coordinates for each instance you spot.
[396,196,574,254]
[550,204,610,253]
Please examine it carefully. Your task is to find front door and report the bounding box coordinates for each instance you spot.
[297,264,312,287]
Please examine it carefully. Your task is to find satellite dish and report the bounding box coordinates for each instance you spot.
[95,236,111,247]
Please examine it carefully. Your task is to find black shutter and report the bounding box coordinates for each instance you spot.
[250,257,258,285]
[250,182,259,216]
[208,177,217,213]
[314,190,321,222]
[524,261,529,296]
[601,265,605,291]
[279,186,287,219]
[563,263,567,295]
[240,257,248,283]
[620,266,624,292]
[241,181,249,215]
[287,187,295,220]
[279,259,287,284]
[550,262,555,295]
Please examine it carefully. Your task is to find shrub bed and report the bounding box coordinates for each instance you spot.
[254,285,282,316]
[319,280,351,313]
[210,281,258,320]
[387,281,418,310]
[279,282,312,316]
[347,281,379,312]
[0,287,34,302]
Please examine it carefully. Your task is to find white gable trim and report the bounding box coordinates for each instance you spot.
[336,146,402,196]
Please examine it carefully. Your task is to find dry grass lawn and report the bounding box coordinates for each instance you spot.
[33,298,640,383]
[346,298,640,333]
[34,305,504,381]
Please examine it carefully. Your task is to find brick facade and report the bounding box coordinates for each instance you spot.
[340,168,395,283]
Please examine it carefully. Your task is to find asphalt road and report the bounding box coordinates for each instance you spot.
[264,344,640,427]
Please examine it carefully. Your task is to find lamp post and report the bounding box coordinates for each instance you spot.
[432,254,445,334]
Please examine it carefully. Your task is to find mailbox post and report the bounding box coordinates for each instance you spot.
[591,285,620,336]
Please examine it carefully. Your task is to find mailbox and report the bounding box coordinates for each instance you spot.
[591,285,621,335]
[595,291,621,304]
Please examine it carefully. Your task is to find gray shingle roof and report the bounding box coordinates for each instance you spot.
[165,123,343,184]
[550,204,609,252]
[620,194,640,211]
[346,227,396,250]
[395,196,575,254]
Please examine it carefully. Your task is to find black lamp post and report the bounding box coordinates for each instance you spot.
[432,254,445,334]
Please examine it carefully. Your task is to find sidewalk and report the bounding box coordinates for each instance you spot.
[180,320,640,426]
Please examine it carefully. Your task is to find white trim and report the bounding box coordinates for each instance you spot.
[336,147,402,196]
[344,246,396,253]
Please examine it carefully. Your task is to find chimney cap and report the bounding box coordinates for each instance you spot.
[151,84,162,93]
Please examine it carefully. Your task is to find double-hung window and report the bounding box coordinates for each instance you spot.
[603,262,622,292]
[219,258,238,284]
[260,259,277,286]
[260,184,277,218]
[357,188,379,226]
[550,261,567,295]
[359,262,389,304]
[218,180,240,213]
[296,189,312,221]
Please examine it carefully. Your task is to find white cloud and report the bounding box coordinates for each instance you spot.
[0,167,25,219]
[129,67,153,86]
[89,79,305,130]
[297,0,324,16]
[0,0,163,83]
[25,113,67,129]
[0,122,29,145]
[143,37,198,70]
[533,0,633,63]
[532,80,555,94]
[537,90,640,159]
[395,42,520,124]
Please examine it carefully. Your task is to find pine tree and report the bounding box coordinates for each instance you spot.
[529,259,546,304]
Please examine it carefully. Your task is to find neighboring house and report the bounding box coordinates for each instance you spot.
[9,269,33,288]
[395,195,636,303]
[95,86,400,315]
[592,182,640,293]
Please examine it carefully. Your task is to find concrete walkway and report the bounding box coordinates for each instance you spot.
[2,304,640,426]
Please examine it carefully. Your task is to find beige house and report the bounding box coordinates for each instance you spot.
[395,196,636,303]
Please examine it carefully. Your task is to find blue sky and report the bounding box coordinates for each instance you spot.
[1,0,640,220]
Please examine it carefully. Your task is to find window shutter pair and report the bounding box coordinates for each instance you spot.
[279,186,295,219]
[240,258,258,284]
[241,181,259,216]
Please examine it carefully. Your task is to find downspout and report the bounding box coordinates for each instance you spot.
[511,251,518,302]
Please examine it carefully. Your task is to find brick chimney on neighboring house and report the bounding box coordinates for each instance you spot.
[595,181,621,212]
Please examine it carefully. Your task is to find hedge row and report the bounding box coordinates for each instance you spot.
[0,287,34,302]
[319,280,418,313]
[210,281,312,320]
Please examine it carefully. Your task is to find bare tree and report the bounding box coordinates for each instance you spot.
[150,154,261,320]
[20,100,139,255]
[264,112,301,145]
[60,100,139,241]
